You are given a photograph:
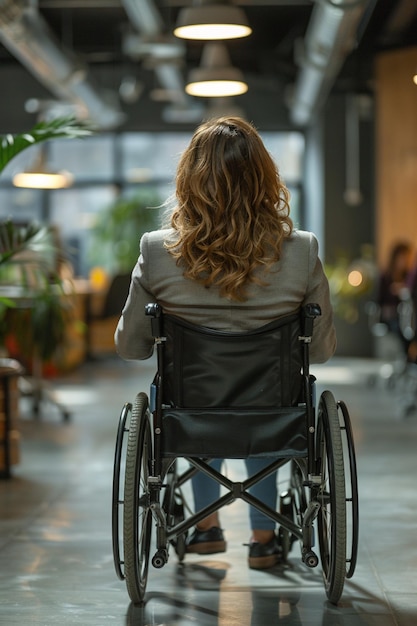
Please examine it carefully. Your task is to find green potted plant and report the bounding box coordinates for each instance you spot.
[85,189,160,356]
[0,117,93,366]
[89,189,161,275]
[0,117,93,462]
[0,220,64,361]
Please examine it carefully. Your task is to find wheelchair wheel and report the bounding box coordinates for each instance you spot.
[278,459,307,560]
[337,400,359,579]
[162,461,187,561]
[123,392,153,605]
[278,489,295,561]
[291,458,308,525]
[112,402,132,580]
[316,390,347,605]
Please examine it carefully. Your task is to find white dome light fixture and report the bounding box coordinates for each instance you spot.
[185,43,248,98]
[12,148,74,190]
[174,1,252,41]
[13,170,73,189]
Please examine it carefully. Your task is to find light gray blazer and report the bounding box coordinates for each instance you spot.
[115,228,336,363]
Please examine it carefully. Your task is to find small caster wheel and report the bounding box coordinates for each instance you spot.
[302,549,319,568]
[152,550,168,568]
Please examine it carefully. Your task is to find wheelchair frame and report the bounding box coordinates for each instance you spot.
[112,303,359,606]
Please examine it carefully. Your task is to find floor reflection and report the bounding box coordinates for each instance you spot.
[2,357,417,626]
[123,555,411,626]
[123,560,347,626]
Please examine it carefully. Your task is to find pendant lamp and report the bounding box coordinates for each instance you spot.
[12,148,73,189]
[185,43,248,98]
[174,1,252,41]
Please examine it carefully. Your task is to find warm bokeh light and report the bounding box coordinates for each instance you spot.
[348,270,363,287]
[174,23,252,40]
[185,79,248,97]
[13,171,74,189]
[89,266,108,290]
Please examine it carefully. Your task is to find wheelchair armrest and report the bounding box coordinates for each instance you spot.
[145,303,163,338]
[145,303,162,317]
[303,303,321,319]
[302,303,321,338]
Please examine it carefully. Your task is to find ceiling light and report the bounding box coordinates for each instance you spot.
[12,148,74,189]
[185,43,248,98]
[174,1,252,41]
[13,171,73,189]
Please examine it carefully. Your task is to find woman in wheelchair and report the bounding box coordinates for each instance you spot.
[115,116,336,570]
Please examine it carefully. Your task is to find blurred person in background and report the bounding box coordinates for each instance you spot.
[376,241,413,351]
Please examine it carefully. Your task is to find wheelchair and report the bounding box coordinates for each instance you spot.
[112,303,359,606]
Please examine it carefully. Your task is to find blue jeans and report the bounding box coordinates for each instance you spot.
[191,458,277,531]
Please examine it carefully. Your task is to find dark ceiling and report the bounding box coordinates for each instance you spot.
[0,0,417,131]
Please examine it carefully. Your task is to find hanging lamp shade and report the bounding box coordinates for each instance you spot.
[185,43,248,98]
[174,2,252,41]
[12,148,74,189]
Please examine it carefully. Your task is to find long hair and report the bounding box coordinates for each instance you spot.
[166,116,293,301]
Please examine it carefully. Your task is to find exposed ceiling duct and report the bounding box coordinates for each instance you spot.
[0,0,391,130]
[121,0,203,123]
[0,0,125,129]
[290,0,375,126]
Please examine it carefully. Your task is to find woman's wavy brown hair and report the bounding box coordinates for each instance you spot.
[166,116,293,301]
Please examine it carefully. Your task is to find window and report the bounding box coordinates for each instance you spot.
[1,130,305,277]
[49,185,117,276]
[0,187,44,224]
[49,135,115,181]
[120,133,191,182]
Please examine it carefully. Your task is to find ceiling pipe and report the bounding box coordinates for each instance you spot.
[121,0,188,107]
[121,0,164,38]
[121,0,205,122]
[290,0,373,126]
[0,0,125,129]
[344,93,363,206]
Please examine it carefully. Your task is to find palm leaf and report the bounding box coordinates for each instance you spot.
[0,116,93,174]
[0,118,94,358]
[0,220,56,267]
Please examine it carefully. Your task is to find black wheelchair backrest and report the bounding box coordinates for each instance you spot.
[161,311,304,409]
[146,304,320,458]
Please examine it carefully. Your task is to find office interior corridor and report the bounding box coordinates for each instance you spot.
[1,354,416,626]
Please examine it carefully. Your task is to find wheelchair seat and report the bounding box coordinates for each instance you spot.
[112,303,359,607]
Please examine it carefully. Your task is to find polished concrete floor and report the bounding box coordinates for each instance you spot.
[1,354,417,626]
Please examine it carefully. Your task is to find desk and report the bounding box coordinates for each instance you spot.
[0,277,116,370]
[0,285,72,420]
[0,358,23,478]
[69,278,105,360]
[70,278,119,360]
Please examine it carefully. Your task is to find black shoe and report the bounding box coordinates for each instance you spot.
[185,526,226,555]
[247,534,282,569]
